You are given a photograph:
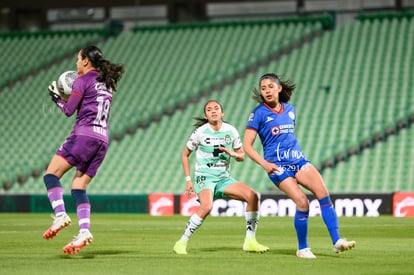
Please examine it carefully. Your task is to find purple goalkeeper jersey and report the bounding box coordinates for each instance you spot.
[56,70,113,143]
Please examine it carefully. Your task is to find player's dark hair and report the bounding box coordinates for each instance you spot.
[193,100,224,128]
[81,45,125,92]
[252,73,295,103]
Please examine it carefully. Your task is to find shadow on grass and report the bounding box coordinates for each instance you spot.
[58,249,134,259]
[198,247,296,256]
[261,249,346,258]
[199,246,238,252]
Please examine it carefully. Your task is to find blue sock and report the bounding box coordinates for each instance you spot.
[294,209,309,250]
[43,174,61,189]
[71,189,89,205]
[319,196,340,244]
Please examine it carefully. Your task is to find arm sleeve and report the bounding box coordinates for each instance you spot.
[246,109,260,131]
[232,128,243,150]
[57,92,83,117]
[56,78,84,117]
[186,129,199,151]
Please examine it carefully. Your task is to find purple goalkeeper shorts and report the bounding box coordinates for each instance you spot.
[56,135,108,177]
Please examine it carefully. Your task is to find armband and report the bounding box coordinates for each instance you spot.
[185,176,192,182]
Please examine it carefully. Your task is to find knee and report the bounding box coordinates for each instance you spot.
[295,196,310,211]
[244,191,259,211]
[198,202,213,217]
[247,191,259,205]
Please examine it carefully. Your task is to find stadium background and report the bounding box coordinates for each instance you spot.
[0,0,413,216]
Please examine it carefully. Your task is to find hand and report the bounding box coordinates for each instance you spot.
[48,81,62,104]
[263,161,281,175]
[219,147,236,157]
[185,181,194,198]
[219,147,242,160]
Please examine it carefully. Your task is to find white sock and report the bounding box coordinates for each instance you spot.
[181,213,204,241]
[245,211,259,238]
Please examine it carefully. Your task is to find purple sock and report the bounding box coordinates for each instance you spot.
[44,174,65,214]
[48,187,65,214]
[72,189,91,230]
[77,203,91,230]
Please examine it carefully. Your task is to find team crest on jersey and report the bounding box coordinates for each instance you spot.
[288,111,295,120]
[189,138,198,148]
[271,126,280,135]
[248,113,254,121]
[225,134,231,144]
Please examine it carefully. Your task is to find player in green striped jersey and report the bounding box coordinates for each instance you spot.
[173,100,269,254]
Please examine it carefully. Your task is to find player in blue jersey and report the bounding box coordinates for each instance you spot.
[244,73,355,258]
[173,100,269,254]
[44,45,124,255]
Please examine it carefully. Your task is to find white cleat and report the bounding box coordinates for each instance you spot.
[333,238,356,253]
[62,230,93,255]
[43,213,71,240]
[296,248,316,259]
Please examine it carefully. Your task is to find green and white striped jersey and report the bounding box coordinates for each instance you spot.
[186,122,242,178]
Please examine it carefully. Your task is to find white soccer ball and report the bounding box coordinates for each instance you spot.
[57,70,77,95]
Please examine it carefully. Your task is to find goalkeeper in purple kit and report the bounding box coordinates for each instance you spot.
[44,45,124,255]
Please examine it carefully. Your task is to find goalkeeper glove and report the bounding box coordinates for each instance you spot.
[48,81,62,104]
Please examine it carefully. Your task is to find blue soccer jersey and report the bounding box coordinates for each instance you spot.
[246,102,307,166]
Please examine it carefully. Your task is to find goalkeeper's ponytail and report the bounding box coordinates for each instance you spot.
[81,45,125,92]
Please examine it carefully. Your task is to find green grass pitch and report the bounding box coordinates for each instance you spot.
[1,214,413,275]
